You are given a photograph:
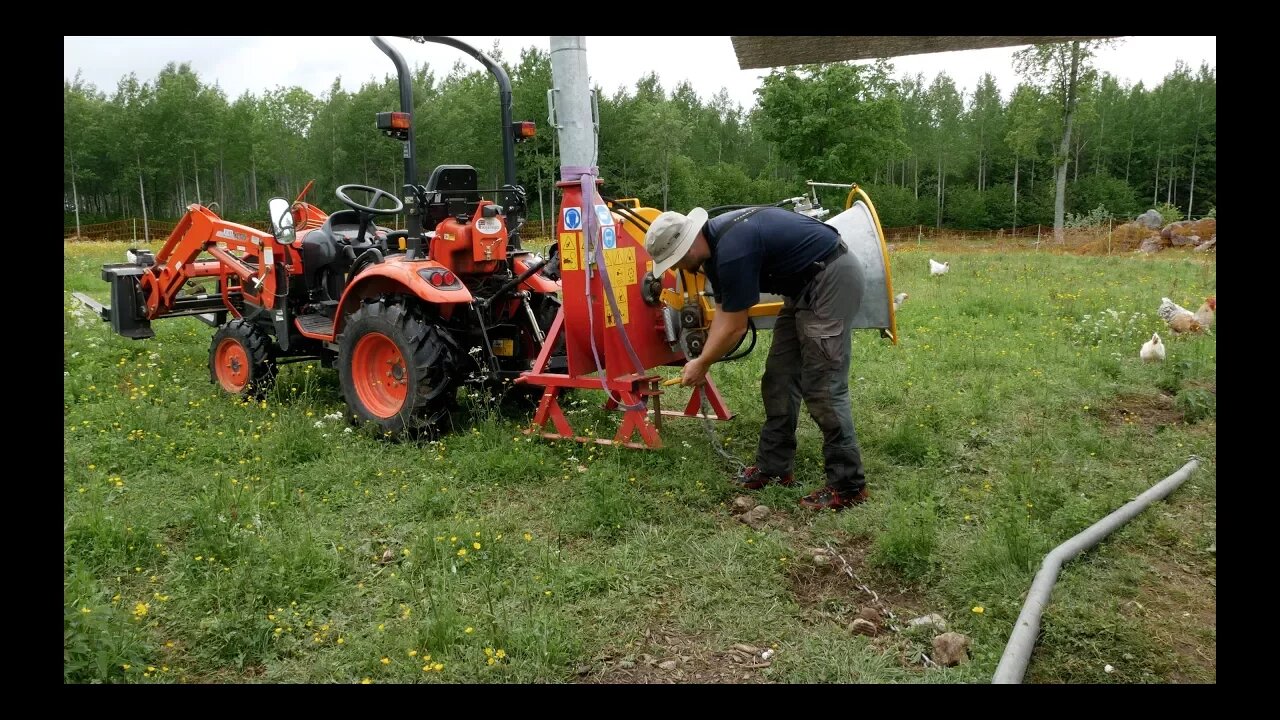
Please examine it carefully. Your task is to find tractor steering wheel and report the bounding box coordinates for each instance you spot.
[336,184,404,216]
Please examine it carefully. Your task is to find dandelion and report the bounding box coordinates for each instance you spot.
[465,626,474,634]
[523,532,533,542]
[544,590,553,596]
[361,678,373,684]
[122,664,131,671]
[496,649,506,659]
[377,624,385,632]
[381,657,391,665]
[457,548,467,557]
[473,542,481,550]
[408,650,418,657]
[134,602,149,618]
[972,606,985,614]
[80,607,91,614]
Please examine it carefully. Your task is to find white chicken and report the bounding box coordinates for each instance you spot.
[1140,332,1166,363]
[1156,297,1203,335]
[929,259,949,276]
[893,292,909,312]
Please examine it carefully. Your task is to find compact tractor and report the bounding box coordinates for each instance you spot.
[75,36,564,437]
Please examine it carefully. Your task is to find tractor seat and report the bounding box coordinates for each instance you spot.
[298,211,392,299]
[321,210,390,246]
[425,165,481,219]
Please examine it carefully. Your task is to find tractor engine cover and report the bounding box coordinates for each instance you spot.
[432,201,509,276]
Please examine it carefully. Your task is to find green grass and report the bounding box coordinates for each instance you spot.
[63,241,1216,684]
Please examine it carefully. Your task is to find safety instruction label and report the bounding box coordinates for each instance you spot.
[595,204,614,227]
[601,225,616,250]
[563,206,582,231]
[603,285,629,328]
[601,246,636,328]
[559,232,581,272]
[603,246,637,287]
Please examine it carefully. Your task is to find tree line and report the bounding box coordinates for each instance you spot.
[64,40,1215,239]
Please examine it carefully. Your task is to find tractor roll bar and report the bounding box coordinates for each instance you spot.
[373,35,523,249]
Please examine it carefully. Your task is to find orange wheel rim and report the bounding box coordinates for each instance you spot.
[352,332,408,418]
[215,338,250,393]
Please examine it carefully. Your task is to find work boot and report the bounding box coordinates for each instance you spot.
[798,486,869,511]
[733,466,796,490]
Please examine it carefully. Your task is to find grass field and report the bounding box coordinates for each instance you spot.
[63,239,1216,684]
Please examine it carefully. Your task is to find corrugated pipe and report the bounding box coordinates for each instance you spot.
[992,455,1205,684]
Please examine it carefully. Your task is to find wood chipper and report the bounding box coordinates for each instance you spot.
[75,36,565,437]
[516,37,899,451]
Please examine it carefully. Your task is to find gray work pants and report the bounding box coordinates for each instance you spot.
[755,250,867,493]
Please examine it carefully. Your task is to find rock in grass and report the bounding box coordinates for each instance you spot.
[849,619,878,636]
[908,613,948,631]
[856,607,882,626]
[932,632,971,667]
[738,505,771,529]
[731,496,757,514]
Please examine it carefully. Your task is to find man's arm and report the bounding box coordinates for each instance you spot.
[680,304,749,387]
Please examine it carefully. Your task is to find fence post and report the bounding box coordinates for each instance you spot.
[133,218,137,243]
[916,224,922,246]
[1107,217,1112,255]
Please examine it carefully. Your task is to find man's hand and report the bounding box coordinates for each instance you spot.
[681,357,709,387]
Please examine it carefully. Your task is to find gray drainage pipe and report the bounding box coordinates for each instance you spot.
[992,455,1204,684]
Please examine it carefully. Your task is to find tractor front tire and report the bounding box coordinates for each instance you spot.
[209,319,277,399]
[338,296,459,438]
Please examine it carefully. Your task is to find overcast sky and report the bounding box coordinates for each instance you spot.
[65,36,1215,111]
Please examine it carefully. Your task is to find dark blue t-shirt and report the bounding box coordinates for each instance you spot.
[702,207,841,312]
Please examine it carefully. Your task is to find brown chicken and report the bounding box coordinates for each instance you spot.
[1157,297,1203,334]
[1193,296,1215,329]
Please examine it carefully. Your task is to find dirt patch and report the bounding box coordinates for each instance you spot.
[782,533,951,671]
[576,627,775,684]
[786,536,928,629]
[1096,392,1184,431]
[1122,550,1216,683]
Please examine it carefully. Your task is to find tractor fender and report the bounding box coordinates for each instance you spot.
[512,253,561,294]
[333,261,473,337]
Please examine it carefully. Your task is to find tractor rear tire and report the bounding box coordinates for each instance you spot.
[209,319,277,398]
[338,296,459,438]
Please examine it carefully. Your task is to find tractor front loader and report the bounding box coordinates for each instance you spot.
[76,36,564,438]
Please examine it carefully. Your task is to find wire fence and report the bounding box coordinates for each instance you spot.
[64,217,274,243]
[65,217,1212,257]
